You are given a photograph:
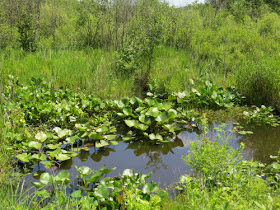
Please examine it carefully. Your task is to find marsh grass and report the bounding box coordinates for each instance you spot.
[236,57,280,111]
[0,49,134,99]
[1,46,280,112]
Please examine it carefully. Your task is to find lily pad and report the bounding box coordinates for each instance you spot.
[28,141,42,150]
[145,107,160,117]
[35,132,47,142]
[96,140,110,148]
[139,114,151,125]
[16,153,32,162]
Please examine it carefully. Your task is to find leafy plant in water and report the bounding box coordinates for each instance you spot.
[176,117,278,209]
[243,105,280,127]
[30,165,167,209]
[169,78,245,109]
[113,96,198,143]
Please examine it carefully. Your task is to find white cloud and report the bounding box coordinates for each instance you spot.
[166,0,205,7]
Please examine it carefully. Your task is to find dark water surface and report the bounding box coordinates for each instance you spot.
[24,122,280,188]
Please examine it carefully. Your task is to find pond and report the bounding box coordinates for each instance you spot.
[23,121,280,188]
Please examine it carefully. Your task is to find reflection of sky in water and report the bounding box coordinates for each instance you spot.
[24,122,280,188]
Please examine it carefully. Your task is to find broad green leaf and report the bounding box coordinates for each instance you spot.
[134,123,149,131]
[71,190,82,198]
[35,132,47,142]
[163,123,177,132]
[122,136,134,141]
[177,91,186,99]
[135,107,146,112]
[156,111,170,123]
[96,126,109,133]
[56,171,70,179]
[168,109,177,119]
[139,114,151,125]
[130,97,142,106]
[158,102,172,111]
[75,124,87,132]
[272,162,280,170]
[95,185,109,198]
[89,132,102,140]
[40,173,52,185]
[66,151,78,157]
[117,112,125,117]
[32,153,46,161]
[35,189,51,197]
[149,133,163,141]
[87,172,102,183]
[96,140,109,148]
[28,141,42,150]
[192,88,201,96]
[238,130,253,135]
[40,161,53,166]
[99,165,116,174]
[189,79,194,85]
[124,120,138,127]
[55,153,71,161]
[145,107,160,117]
[139,172,153,185]
[110,141,119,145]
[53,127,61,133]
[16,153,31,162]
[45,143,61,150]
[58,129,69,138]
[145,98,157,106]
[69,116,76,122]
[64,136,78,144]
[121,98,130,106]
[56,171,70,184]
[104,135,117,141]
[123,107,133,116]
[143,182,158,194]
[30,181,44,189]
[77,166,91,177]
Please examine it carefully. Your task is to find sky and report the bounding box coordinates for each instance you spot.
[166,0,205,7]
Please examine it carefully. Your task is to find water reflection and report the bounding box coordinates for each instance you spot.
[23,122,280,188]
[241,126,280,163]
[90,148,116,162]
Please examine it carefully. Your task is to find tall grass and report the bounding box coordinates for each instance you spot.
[236,57,280,111]
[0,48,136,99]
[1,44,280,110]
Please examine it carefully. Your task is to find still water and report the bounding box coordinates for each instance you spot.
[25,121,280,187]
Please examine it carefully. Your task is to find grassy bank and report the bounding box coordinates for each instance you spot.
[1,45,279,110]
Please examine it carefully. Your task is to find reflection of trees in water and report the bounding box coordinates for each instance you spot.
[240,126,280,164]
[126,138,184,173]
[90,148,116,162]
[59,158,73,170]
[56,137,184,173]
[145,152,167,173]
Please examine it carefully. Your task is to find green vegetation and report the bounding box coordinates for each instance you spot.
[0,0,280,109]
[1,75,280,209]
[165,128,280,209]
[1,0,280,208]
[243,105,280,127]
